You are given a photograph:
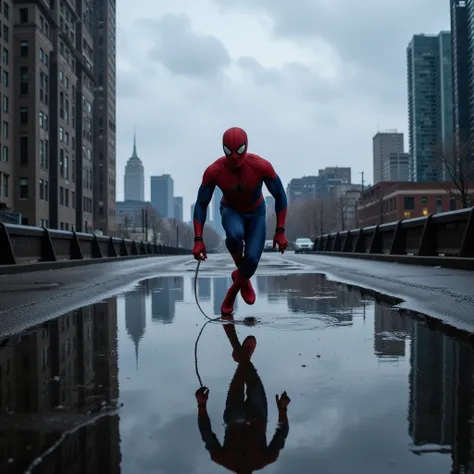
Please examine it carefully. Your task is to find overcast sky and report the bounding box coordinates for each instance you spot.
[116,0,449,221]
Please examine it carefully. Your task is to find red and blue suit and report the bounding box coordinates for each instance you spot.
[192,127,288,315]
[195,324,291,473]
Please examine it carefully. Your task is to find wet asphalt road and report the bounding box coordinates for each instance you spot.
[1,253,474,473]
[1,252,474,336]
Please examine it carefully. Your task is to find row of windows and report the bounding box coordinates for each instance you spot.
[18,178,78,211]
[19,107,49,131]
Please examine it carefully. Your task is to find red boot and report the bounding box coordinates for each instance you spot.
[232,335,257,363]
[221,281,240,315]
[230,266,256,306]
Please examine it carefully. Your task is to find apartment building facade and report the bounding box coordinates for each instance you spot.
[0,1,115,233]
[0,1,14,214]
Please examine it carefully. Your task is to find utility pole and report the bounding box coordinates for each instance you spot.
[141,208,148,241]
[359,171,365,191]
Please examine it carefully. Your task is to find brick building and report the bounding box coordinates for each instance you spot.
[356,182,472,227]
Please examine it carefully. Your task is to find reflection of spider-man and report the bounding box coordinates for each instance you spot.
[195,319,290,473]
[192,127,288,315]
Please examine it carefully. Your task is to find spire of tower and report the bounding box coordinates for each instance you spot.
[135,339,139,371]
[132,128,138,158]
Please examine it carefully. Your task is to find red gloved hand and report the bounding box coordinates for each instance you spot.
[276,391,291,410]
[196,386,209,405]
[192,240,207,260]
[273,231,288,253]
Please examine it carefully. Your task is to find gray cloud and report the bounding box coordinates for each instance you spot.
[115,1,447,213]
[140,13,231,79]
[213,0,449,70]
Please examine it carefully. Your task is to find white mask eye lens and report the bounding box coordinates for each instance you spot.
[237,144,246,155]
[223,145,232,156]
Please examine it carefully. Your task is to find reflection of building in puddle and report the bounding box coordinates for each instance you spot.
[409,319,455,447]
[213,277,231,315]
[211,277,237,315]
[373,304,411,359]
[125,281,147,365]
[148,276,184,324]
[407,318,474,470]
[192,277,211,301]
[259,274,366,324]
[256,275,287,303]
[0,298,120,473]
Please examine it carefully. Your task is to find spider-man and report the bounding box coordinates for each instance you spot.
[195,319,291,473]
[192,127,288,315]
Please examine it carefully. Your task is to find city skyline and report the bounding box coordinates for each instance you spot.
[114,1,448,217]
[0,1,456,233]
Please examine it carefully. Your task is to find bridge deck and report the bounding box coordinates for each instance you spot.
[1,252,474,335]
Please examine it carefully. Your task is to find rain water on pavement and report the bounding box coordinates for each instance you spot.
[0,273,471,473]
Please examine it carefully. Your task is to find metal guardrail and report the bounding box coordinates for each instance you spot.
[312,207,474,268]
[0,223,190,266]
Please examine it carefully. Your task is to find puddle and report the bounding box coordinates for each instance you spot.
[0,273,470,473]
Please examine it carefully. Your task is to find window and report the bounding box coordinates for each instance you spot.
[3,70,7,87]
[450,197,456,211]
[436,196,442,212]
[44,140,49,168]
[403,196,415,210]
[19,8,28,23]
[3,25,8,42]
[20,66,28,94]
[20,136,28,165]
[19,177,28,199]
[39,179,44,199]
[59,186,64,205]
[2,47,7,65]
[3,94,8,112]
[20,40,28,57]
[3,173,8,197]
[59,149,64,176]
[2,120,7,138]
[20,107,28,124]
[40,73,49,104]
[3,146,7,162]
[39,139,44,167]
[421,196,427,205]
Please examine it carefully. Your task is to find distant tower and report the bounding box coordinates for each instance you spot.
[124,131,145,201]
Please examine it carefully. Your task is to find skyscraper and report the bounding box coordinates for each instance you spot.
[265,196,275,214]
[124,133,145,201]
[151,174,173,217]
[212,186,225,236]
[372,131,404,184]
[0,1,13,215]
[407,32,453,181]
[173,196,183,221]
[93,0,117,234]
[451,0,473,148]
[0,1,116,233]
[10,1,94,231]
[384,153,410,181]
